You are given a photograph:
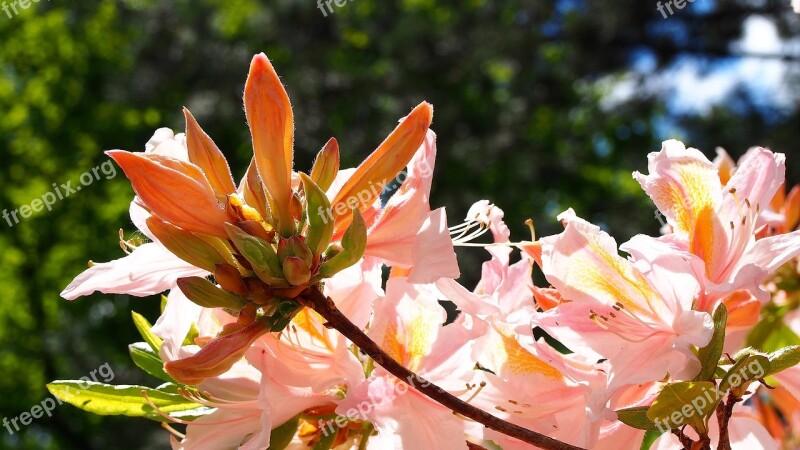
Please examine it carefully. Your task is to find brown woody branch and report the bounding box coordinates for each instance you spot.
[300,286,585,450]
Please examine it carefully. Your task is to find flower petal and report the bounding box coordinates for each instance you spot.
[184,108,237,196]
[107,150,232,238]
[331,102,433,234]
[244,53,294,235]
[60,243,207,300]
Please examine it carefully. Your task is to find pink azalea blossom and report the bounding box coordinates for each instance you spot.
[634,140,800,301]
[532,209,713,390]
[336,276,477,450]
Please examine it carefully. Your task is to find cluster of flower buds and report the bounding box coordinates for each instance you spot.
[103,54,433,384]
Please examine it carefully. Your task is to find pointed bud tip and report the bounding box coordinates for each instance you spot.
[412,101,434,127]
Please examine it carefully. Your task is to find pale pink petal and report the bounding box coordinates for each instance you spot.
[407,208,460,284]
[154,288,202,362]
[337,376,468,450]
[325,256,384,330]
[633,140,722,239]
[365,130,437,267]
[144,128,189,160]
[60,242,207,300]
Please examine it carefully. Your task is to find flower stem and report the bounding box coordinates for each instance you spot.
[300,286,585,450]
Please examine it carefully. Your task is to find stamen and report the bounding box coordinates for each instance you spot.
[524,219,536,241]
[462,381,487,404]
[161,422,185,440]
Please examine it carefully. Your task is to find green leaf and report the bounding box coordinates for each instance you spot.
[267,415,300,450]
[719,353,769,394]
[647,381,718,433]
[176,276,248,311]
[224,222,285,285]
[640,430,663,450]
[319,208,366,278]
[46,381,205,421]
[300,172,335,257]
[129,342,174,383]
[694,304,727,381]
[131,311,163,353]
[616,406,659,431]
[746,306,800,352]
[766,345,800,376]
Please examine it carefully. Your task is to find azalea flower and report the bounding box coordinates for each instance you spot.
[437,203,607,449]
[633,140,800,301]
[336,276,478,450]
[532,209,714,391]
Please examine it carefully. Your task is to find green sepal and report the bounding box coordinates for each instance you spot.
[615,406,659,431]
[318,208,367,279]
[267,415,300,450]
[300,172,335,257]
[177,276,248,311]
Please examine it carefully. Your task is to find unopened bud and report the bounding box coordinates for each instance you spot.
[244,278,275,305]
[283,256,311,286]
[238,220,276,242]
[215,263,248,296]
[278,236,313,267]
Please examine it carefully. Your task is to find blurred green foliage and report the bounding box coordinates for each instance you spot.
[0,0,798,448]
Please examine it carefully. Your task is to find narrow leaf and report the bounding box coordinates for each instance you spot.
[300,172,334,257]
[129,342,174,383]
[46,381,203,421]
[767,345,800,376]
[131,311,163,353]
[267,415,300,450]
[695,304,727,381]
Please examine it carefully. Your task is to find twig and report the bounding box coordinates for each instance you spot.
[715,393,739,450]
[300,286,585,450]
[671,427,694,450]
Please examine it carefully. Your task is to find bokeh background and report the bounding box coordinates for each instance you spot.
[1,0,799,448]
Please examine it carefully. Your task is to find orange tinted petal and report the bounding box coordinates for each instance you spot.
[183,108,237,196]
[786,184,800,230]
[244,53,294,235]
[331,102,433,234]
[164,319,270,385]
[107,150,232,238]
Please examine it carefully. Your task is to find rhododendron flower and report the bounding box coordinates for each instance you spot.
[533,209,714,390]
[336,276,478,449]
[634,140,800,301]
